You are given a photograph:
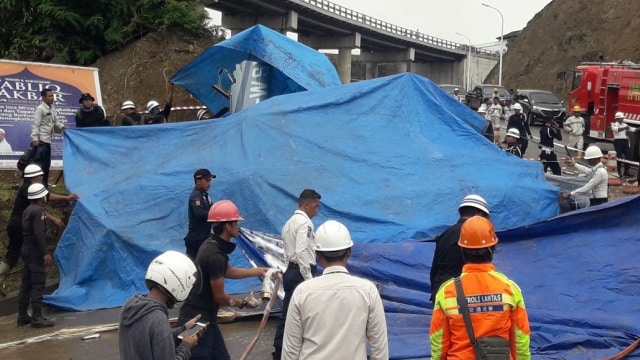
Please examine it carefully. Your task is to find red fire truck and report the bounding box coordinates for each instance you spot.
[566,62,640,159]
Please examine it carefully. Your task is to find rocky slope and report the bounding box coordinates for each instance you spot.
[485,0,640,98]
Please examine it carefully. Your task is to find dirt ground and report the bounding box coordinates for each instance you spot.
[93,32,221,124]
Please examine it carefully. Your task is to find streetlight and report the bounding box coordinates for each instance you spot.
[456,32,471,91]
[482,3,504,86]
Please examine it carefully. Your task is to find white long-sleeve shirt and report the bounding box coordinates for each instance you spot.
[31,102,64,143]
[563,115,585,137]
[283,266,389,360]
[489,104,503,128]
[571,162,608,199]
[282,210,316,280]
[611,121,637,140]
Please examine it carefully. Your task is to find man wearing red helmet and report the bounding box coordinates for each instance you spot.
[178,200,271,360]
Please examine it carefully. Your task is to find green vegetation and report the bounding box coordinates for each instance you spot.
[0,0,220,65]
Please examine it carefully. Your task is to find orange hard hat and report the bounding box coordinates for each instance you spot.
[573,105,581,112]
[207,200,244,222]
[458,216,498,249]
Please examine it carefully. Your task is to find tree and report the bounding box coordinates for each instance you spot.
[0,0,220,64]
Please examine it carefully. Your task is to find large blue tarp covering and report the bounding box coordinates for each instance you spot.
[238,194,640,359]
[170,24,341,114]
[44,72,639,358]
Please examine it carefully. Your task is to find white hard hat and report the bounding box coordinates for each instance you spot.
[23,164,44,178]
[513,103,523,111]
[506,128,520,139]
[121,100,136,110]
[27,183,48,200]
[315,220,354,252]
[454,88,459,91]
[615,112,625,119]
[145,251,198,304]
[477,104,487,113]
[146,100,160,113]
[584,145,604,160]
[458,194,490,215]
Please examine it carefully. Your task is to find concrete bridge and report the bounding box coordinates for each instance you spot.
[204,0,498,87]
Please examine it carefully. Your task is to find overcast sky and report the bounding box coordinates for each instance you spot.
[329,0,553,46]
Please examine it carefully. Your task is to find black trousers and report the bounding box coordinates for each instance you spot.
[272,263,316,358]
[590,198,608,206]
[4,225,23,268]
[18,255,46,314]
[540,151,561,175]
[34,143,52,186]
[613,139,631,175]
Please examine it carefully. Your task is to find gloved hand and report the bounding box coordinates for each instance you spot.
[244,291,262,308]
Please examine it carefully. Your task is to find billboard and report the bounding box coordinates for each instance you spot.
[0,60,101,169]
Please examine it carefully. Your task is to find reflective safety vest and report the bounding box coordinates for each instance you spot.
[429,263,531,360]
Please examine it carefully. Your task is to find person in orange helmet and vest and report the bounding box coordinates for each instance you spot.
[430,216,531,360]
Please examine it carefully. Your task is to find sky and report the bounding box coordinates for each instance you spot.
[208,0,553,48]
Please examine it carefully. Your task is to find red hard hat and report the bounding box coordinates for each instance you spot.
[207,200,244,222]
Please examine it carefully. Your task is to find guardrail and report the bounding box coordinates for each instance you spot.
[297,0,499,58]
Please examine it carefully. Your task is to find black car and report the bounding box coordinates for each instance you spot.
[515,90,566,126]
[466,84,508,110]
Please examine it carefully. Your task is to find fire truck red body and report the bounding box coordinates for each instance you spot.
[568,62,640,159]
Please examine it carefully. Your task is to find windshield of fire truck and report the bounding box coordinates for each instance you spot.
[571,71,582,91]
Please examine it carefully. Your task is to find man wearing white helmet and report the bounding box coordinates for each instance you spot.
[119,251,205,360]
[18,183,55,327]
[504,128,523,158]
[197,109,213,121]
[611,112,636,177]
[282,220,388,360]
[120,100,143,126]
[560,145,608,206]
[489,97,503,144]
[430,194,490,302]
[477,106,494,143]
[507,103,531,154]
[452,88,464,103]
[1,164,77,299]
[146,84,174,124]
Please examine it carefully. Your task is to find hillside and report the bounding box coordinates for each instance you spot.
[485,0,640,98]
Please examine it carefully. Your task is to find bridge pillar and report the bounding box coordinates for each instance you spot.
[298,33,361,84]
[358,48,415,76]
[222,11,298,35]
[365,62,379,80]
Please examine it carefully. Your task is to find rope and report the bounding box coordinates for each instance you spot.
[604,338,640,360]
[239,274,282,360]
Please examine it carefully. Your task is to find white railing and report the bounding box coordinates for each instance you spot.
[297,0,499,57]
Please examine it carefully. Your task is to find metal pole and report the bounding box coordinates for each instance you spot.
[456,32,471,91]
[482,3,504,86]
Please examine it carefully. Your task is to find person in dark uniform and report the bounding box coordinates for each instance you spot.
[504,128,524,158]
[184,169,216,260]
[507,103,531,154]
[18,183,55,327]
[178,200,271,360]
[539,117,563,175]
[146,84,174,124]
[429,194,490,302]
[120,100,143,126]
[75,93,109,127]
[0,164,76,298]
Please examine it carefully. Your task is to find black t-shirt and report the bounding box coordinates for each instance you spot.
[121,113,143,126]
[75,106,109,127]
[179,236,235,323]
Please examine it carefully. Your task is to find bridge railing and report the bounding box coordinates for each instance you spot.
[298,0,499,58]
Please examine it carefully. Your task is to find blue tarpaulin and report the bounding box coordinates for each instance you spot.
[170,24,341,115]
[42,73,639,359]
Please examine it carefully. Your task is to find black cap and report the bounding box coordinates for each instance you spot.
[194,169,216,180]
[79,93,95,103]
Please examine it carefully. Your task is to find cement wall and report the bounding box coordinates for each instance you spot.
[411,61,464,85]
[467,56,499,89]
